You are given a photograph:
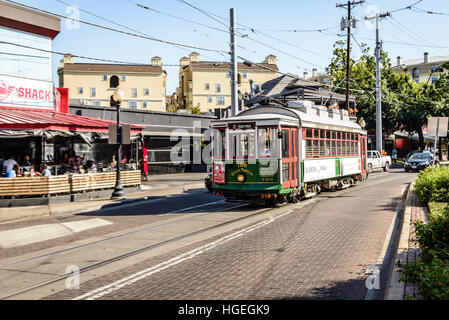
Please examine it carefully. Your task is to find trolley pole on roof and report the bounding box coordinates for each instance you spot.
[230,8,238,118]
[337,1,365,112]
[365,12,390,153]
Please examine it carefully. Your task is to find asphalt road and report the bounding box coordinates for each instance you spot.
[0,169,417,300]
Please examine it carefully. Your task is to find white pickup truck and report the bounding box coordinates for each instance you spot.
[367,150,391,174]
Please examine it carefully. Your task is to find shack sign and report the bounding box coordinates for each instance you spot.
[0,74,55,110]
[427,117,448,138]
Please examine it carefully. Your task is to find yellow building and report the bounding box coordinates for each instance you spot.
[58,55,167,111]
[177,52,279,113]
[393,52,449,84]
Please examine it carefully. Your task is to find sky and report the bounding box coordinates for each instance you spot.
[9,0,449,93]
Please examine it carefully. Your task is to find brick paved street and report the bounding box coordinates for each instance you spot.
[40,170,416,300]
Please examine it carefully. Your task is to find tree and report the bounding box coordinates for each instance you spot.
[327,40,400,134]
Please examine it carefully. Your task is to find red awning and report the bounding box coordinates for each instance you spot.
[0,107,144,133]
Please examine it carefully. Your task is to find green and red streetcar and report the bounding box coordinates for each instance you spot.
[211,100,368,204]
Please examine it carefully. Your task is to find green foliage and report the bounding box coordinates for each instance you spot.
[397,258,449,300]
[189,103,202,115]
[328,40,449,147]
[414,166,449,206]
[429,202,449,220]
[397,177,449,299]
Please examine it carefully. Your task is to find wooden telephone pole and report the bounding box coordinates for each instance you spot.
[336,1,365,112]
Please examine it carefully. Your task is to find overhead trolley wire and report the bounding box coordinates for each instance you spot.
[5,0,229,55]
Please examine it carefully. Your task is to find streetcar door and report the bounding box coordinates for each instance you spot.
[360,135,367,175]
[281,127,299,189]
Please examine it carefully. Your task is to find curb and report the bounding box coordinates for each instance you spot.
[364,182,411,300]
[385,181,415,300]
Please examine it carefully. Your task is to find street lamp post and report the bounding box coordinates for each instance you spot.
[111,88,126,200]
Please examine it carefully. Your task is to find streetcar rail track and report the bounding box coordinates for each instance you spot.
[0,201,277,299]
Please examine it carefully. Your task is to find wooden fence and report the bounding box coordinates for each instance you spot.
[0,170,141,197]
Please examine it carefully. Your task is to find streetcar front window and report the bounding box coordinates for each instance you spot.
[258,127,278,158]
[229,130,256,159]
[213,129,226,159]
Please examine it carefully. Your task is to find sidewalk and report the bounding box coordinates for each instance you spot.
[386,182,428,300]
[0,172,207,224]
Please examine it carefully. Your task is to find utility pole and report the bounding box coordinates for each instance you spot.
[365,12,390,154]
[336,1,365,112]
[230,8,238,118]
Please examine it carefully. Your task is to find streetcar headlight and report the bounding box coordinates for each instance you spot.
[237,174,246,182]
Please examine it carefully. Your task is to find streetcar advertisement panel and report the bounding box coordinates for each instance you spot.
[213,162,226,184]
[303,159,336,182]
[340,157,361,176]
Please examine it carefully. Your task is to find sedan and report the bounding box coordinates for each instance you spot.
[404,153,439,172]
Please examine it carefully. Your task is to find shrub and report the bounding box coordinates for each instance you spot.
[397,258,449,300]
[397,213,449,299]
[428,202,449,220]
[414,166,449,206]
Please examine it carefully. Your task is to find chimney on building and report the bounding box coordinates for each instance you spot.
[424,52,429,64]
[397,56,402,67]
[263,55,277,65]
[151,56,162,67]
[59,54,74,68]
[180,56,189,67]
[303,72,308,80]
[312,68,318,78]
[189,52,200,63]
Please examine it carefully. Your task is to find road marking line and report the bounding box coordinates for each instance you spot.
[73,210,293,300]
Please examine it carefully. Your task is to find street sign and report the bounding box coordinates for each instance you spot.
[108,125,117,145]
[122,125,131,145]
[108,124,131,145]
[427,117,448,138]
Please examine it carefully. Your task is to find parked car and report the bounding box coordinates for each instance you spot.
[367,150,391,174]
[404,152,439,172]
[205,171,212,192]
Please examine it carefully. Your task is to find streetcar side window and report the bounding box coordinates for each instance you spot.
[303,128,360,159]
[282,129,290,158]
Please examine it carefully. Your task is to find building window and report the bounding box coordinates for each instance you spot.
[217,96,225,105]
[121,74,126,81]
[92,100,101,106]
[208,96,213,103]
[412,68,419,79]
[102,74,107,81]
[129,101,137,110]
[243,72,247,78]
[142,101,148,108]
[132,88,138,98]
[144,88,150,96]
[205,83,210,90]
[91,88,96,97]
[216,83,221,93]
[110,75,119,88]
[226,71,231,78]
[78,87,83,95]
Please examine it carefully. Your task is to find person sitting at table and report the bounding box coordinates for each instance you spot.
[21,155,33,167]
[85,160,97,173]
[68,151,85,174]
[39,164,52,177]
[6,164,21,178]
[3,155,17,175]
